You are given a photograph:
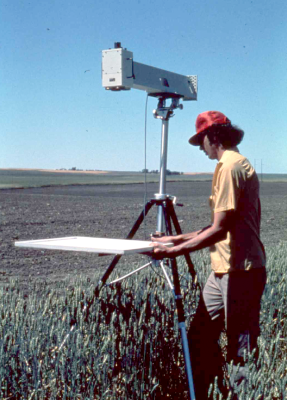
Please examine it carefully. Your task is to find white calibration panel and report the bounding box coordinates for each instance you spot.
[15,236,172,255]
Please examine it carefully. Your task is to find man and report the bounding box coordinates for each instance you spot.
[152,111,266,397]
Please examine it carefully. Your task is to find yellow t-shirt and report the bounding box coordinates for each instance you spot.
[209,149,266,273]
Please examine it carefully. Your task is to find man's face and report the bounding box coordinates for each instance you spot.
[200,134,218,160]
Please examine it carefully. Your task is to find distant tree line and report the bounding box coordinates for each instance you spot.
[141,169,183,175]
[57,168,105,172]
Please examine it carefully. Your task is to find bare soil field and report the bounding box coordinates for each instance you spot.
[1,181,287,292]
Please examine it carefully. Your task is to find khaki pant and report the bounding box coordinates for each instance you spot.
[188,268,266,399]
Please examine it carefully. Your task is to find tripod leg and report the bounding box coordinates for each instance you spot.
[161,201,196,399]
[95,200,155,295]
[165,200,197,280]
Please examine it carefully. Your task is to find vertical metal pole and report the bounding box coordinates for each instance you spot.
[160,257,196,400]
[179,323,196,400]
[170,257,196,400]
[156,118,169,233]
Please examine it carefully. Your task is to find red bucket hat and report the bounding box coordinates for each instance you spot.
[189,111,231,146]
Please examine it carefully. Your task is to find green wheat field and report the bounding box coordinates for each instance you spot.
[1,249,286,399]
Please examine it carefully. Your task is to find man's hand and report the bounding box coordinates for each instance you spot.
[150,241,172,260]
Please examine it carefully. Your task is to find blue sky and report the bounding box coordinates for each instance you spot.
[0,0,286,173]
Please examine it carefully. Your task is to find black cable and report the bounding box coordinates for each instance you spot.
[143,93,149,240]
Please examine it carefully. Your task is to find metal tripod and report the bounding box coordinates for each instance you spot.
[94,96,197,399]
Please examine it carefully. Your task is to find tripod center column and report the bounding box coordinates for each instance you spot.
[156,118,169,233]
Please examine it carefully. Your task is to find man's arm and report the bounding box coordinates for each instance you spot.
[152,210,235,259]
[151,229,208,246]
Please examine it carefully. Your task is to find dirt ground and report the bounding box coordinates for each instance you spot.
[1,181,287,291]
